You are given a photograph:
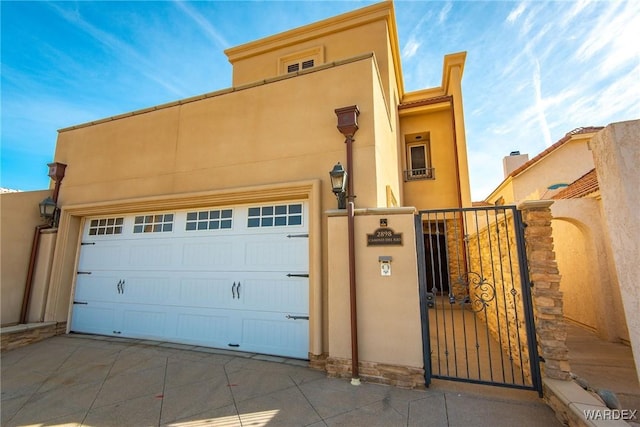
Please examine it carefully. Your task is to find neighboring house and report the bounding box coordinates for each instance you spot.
[1,1,471,385]
[484,127,630,344]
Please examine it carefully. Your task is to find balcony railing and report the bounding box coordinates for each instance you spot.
[404,168,435,181]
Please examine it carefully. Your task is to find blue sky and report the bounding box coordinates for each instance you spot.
[1,0,638,200]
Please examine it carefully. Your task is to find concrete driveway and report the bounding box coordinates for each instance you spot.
[1,334,561,426]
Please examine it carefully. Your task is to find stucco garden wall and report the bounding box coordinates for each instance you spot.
[552,199,628,342]
[0,190,52,326]
[590,120,640,383]
[326,208,424,388]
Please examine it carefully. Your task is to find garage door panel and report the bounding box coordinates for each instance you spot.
[239,314,308,359]
[120,275,174,305]
[243,238,308,271]
[181,241,234,268]
[70,303,117,335]
[122,307,166,337]
[178,277,236,308]
[74,275,122,302]
[128,242,175,268]
[176,311,231,345]
[78,243,128,271]
[240,277,308,313]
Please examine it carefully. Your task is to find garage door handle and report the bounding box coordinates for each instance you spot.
[237,282,241,298]
[232,282,236,299]
[117,280,122,294]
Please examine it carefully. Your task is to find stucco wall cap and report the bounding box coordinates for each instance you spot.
[326,207,417,217]
[517,199,554,210]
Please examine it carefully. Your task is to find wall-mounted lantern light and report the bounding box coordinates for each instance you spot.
[39,196,58,224]
[329,162,347,209]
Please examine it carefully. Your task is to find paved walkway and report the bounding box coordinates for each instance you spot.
[1,334,560,427]
[566,322,640,413]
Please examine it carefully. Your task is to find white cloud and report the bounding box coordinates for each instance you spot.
[402,38,421,59]
[173,0,229,49]
[531,56,552,146]
[506,2,527,24]
[439,2,453,24]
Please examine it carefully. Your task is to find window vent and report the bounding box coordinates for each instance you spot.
[287,63,300,73]
[301,59,314,69]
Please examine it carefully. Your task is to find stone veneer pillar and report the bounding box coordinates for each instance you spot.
[518,200,571,380]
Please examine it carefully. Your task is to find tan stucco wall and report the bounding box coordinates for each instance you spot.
[590,120,640,382]
[0,190,51,326]
[400,108,460,209]
[514,137,594,201]
[55,59,381,209]
[552,199,628,342]
[226,3,399,114]
[327,209,422,368]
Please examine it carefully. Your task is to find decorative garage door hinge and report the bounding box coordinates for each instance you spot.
[286,233,309,238]
[286,273,309,278]
[286,315,309,320]
[77,271,92,275]
[81,242,96,245]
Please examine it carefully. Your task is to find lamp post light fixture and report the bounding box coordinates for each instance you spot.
[330,162,347,209]
[47,162,67,202]
[39,196,59,226]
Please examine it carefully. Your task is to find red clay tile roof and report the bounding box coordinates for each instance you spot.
[508,126,604,178]
[552,168,599,199]
[398,95,452,110]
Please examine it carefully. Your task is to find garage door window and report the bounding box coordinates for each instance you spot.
[186,209,233,231]
[133,214,174,233]
[247,203,302,228]
[88,217,124,235]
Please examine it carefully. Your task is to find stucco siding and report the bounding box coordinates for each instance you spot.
[0,190,51,325]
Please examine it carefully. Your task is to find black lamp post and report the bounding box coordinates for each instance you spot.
[330,162,347,209]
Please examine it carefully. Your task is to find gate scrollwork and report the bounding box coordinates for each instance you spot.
[449,271,496,313]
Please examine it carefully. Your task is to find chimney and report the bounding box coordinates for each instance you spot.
[503,151,529,177]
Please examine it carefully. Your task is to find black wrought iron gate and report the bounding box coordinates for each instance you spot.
[415,206,542,393]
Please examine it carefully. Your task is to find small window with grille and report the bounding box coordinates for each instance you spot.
[88,217,124,236]
[185,209,233,231]
[133,213,174,233]
[247,203,303,228]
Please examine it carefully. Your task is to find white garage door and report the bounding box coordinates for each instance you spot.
[70,202,309,359]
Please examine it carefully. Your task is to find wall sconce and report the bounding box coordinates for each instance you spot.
[329,162,347,209]
[39,196,58,225]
